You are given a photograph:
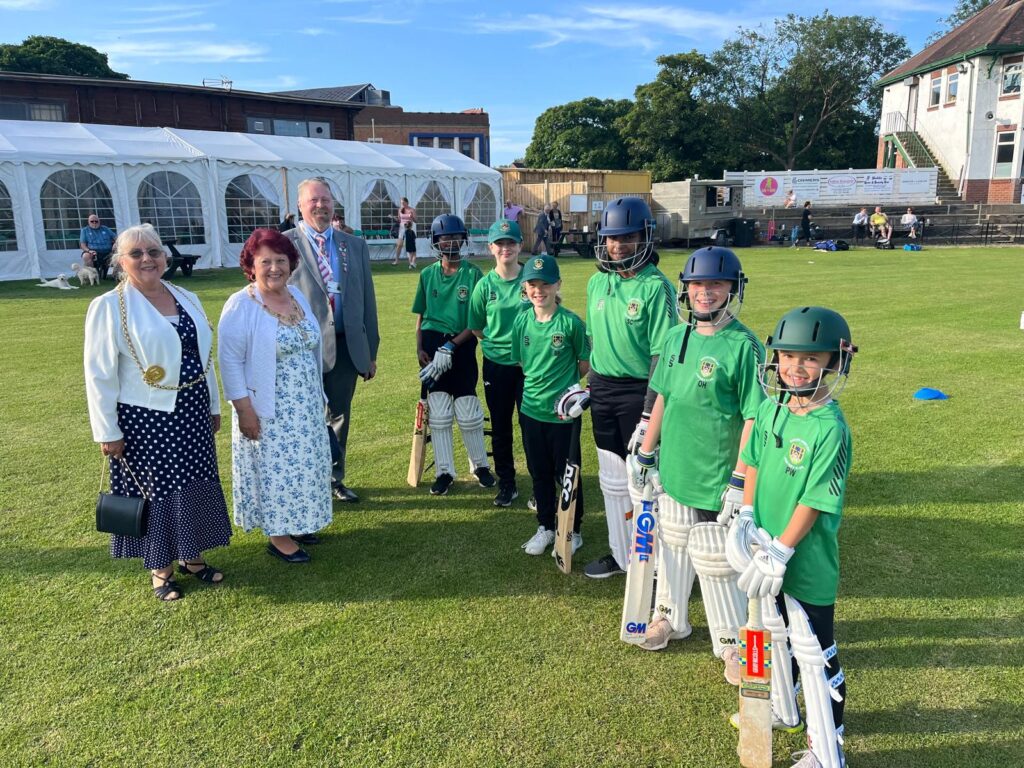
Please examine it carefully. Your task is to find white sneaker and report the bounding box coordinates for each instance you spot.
[722,647,741,686]
[551,532,583,557]
[522,526,555,555]
[640,616,692,651]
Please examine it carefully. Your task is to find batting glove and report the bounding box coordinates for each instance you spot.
[738,537,794,598]
[626,412,651,456]
[418,362,439,388]
[628,449,656,491]
[555,384,590,420]
[431,341,456,376]
[725,505,757,573]
[716,472,746,526]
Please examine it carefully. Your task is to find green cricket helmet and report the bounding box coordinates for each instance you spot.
[760,306,857,402]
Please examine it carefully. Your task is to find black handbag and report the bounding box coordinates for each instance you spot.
[96,457,149,537]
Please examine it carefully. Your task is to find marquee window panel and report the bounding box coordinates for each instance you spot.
[0,181,16,252]
[225,174,281,244]
[40,170,115,250]
[138,171,206,245]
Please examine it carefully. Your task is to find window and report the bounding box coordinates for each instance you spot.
[416,137,434,148]
[929,75,942,107]
[359,180,396,239]
[0,100,65,122]
[40,170,115,250]
[365,137,383,143]
[438,137,454,150]
[994,131,1017,178]
[137,171,206,245]
[459,139,474,158]
[946,72,958,104]
[224,174,280,243]
[0,181,16,251]
[464,184,497,233]
[273,119,307,137]
[415,181,450,235]
[1002,61,1022,95]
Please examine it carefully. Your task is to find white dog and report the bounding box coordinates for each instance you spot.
[37,274,78,290]
[71,262,99,286]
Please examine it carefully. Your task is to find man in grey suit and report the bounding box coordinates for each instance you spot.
[287,177,379,503]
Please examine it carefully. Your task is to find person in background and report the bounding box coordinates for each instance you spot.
[784,190,797,209]
[279,213,297,232]
[793,201,813,248]
[218,228,332,564]
[549,201,564,251]
[532,205,552,255]
[393,197,416,266]
[331,214,354,235]
[900,207,919,239]
[84,224,230,602]
[869,206,893,241]
[852,207,869,243]
[80,213,117,280]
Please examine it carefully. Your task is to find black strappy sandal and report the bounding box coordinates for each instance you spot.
[177,561,224,584]
[152,573,183,602]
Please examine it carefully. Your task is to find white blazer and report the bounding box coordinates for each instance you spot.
[217,284,324,420]
[84,281,220,443]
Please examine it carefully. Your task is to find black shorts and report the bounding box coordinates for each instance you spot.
[588,370,647,458]
[405,228,416,253]
[421,329,478,398]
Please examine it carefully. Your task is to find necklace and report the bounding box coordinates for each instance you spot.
[247,284,304,325]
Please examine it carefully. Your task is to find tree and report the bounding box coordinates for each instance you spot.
[708,13,910,169]
[929,0,992,42]
[0,36,128,79]
[616,52,733,182]
[524,97,631,169]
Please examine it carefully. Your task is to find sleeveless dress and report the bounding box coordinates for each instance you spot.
[230,318,332,536]
[109,299,231,569]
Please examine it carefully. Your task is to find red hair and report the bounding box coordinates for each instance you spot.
[239,228,300,280]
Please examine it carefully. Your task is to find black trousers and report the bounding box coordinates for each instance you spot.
[421,329,478,398]
[588,371,647,458]
[519,413,584,532]
[324,334,359,484]
[482,357,523,488]
[776,596,846,730]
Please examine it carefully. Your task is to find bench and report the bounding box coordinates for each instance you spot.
[162,240,200,278]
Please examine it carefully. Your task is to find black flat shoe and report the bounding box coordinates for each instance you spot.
[332,483,359,503]
[267,542,311,563]
[291,533,321,546]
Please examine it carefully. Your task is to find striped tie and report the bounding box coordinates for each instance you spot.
[314,234,335,312]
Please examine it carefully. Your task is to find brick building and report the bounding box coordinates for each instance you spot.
[877,0,1024,203]
[0,71,361,140]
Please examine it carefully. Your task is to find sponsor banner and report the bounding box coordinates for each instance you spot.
[792,175,820,198]
[899,171,933,195]
[863,173,895,194]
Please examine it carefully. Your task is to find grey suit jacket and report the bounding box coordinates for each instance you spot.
[286,226,380,374]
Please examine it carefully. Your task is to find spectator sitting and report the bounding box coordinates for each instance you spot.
[279,213,297,232]
[80,214,117,281]
[331,213,354,235]
[900,207,919,239]
[869,206,893,240]
[852,207,869,243]
[784,189,796,209]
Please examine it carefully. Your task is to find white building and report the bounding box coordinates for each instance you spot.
[877,0,1024,203]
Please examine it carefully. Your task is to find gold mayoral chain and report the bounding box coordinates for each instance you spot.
[116,280,214,391]
[246,284,304,324]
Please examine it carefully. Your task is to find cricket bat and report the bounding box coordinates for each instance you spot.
[619,480,658,644]
[738,597,773,768]
[554,407,586,574]
[406,386,430,487]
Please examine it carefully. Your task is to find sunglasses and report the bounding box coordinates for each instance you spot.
[125,247,166,260]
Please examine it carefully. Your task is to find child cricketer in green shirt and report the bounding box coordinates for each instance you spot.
[510,254,591,556]
[729,305,857,768]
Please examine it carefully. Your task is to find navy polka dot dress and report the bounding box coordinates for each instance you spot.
[109,299,231,569]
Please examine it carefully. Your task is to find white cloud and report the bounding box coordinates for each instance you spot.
[232,74,301,91]
[125,23,217,33]
[113,10,206,24]
[585,5,741,40]
[329,15,411,25]
[97,40,268,64]
[300,28,327,36]
[0,0,47,8]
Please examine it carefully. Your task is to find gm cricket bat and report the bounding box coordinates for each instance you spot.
[554,407,586,574]
[738,597,773,768]
[406,387,430,487]
[619,480,658,645]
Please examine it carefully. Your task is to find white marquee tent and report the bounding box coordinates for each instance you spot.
[0,119,503,280]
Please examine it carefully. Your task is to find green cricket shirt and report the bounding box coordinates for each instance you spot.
[467,267,531,365]
[740,399,853,606]
[651,319,765,510]
[510,306,590,423]
[586,263,678,379]
[411,260,484,334]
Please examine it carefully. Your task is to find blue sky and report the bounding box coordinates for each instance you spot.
[2,0,953,165]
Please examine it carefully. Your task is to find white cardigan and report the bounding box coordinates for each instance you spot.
[84,281,220,443]
[217,284,324,420]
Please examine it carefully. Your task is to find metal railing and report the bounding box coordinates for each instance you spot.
[881,112,960,188]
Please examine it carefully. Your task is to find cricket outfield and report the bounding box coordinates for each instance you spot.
[0,246,1020,767]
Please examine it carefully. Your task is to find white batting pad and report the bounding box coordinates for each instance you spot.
[785,595,845,768]
[652,495,697,635]
[689,522,746,658]
[597,449,632,570]
[454,395,489,470]
[428,391,455,476]
[763,597,801,729]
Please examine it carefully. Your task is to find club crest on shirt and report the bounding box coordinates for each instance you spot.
[785,439,810,472]
[698,356,718,379]
[457,285,469,301]
[489,290,497,302]
[551,333,565,350]
[626,298,643,318]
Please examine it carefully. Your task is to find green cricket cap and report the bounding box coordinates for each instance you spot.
[521,254,560,284]
[488,219,523,243]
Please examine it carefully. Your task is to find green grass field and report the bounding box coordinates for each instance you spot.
[1,246,1022,767]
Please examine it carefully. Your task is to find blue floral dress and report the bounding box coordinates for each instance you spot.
[231,318,332,536]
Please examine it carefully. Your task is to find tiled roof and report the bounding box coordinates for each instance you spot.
[271,85,371,102]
